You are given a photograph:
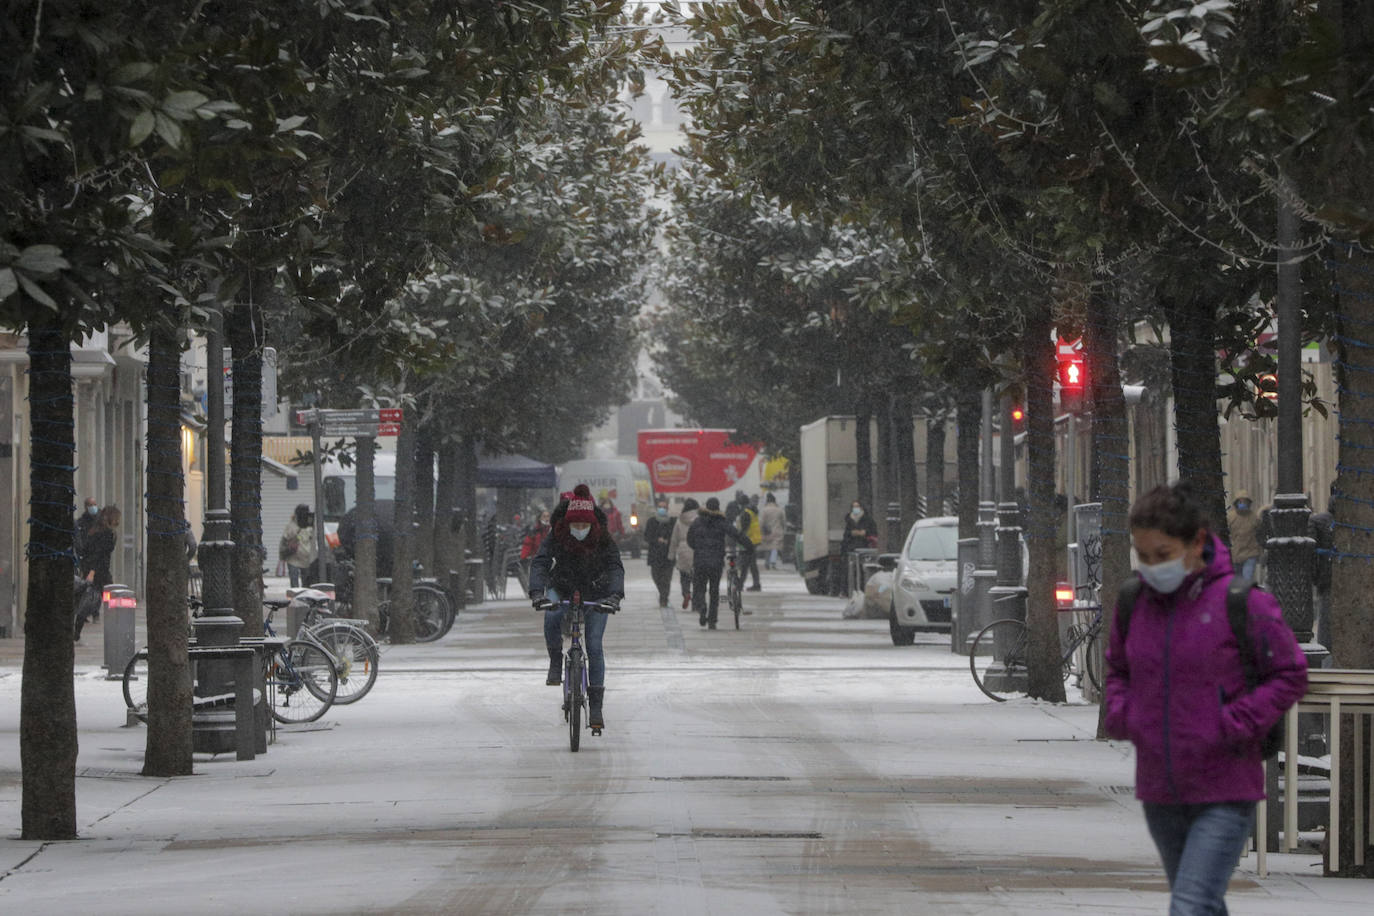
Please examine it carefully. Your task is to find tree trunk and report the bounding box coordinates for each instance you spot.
[955,386,982,539]
[228,295,264,634]
[854,406,873,514]
[413,423,435,575]
[353,437,379,629]
[896,401,920,531]
[20,316,78,839]
[1330,241,1374,874]
[455,434,480,606]
[1163,292,1229,544]
[926,413,947,517]
[142,320,193,777]
[1084,286,1134,725]
[387,412,417,643]
[1022,306,1066,702]
[434,439,460,599]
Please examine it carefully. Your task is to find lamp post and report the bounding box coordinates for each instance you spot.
[199,308,234,618]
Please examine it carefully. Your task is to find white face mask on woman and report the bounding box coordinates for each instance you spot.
[1138,556,1188,594]
[851,507,862,519]
[569,524,591,541]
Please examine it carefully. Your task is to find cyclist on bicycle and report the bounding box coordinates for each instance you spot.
[529,484,624,729]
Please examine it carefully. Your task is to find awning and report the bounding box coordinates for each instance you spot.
[477,453,557,489]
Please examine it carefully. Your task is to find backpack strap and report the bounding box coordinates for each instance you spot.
[1226,577,1258,688]
[1115,576,1144,638]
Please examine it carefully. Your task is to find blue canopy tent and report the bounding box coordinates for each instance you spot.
[476,453,557,489]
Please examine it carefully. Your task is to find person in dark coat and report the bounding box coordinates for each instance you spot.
[841,500,878,555]
[79,505,121,593]
[74,495,100,564]
[686,497,752,629]
[529,484,625,729]
[643,496,676,608]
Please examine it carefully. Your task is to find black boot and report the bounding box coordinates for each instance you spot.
[588,686,605,729]
[546,650,562,686]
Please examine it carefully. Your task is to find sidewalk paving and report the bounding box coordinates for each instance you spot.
[0,566,1371,914]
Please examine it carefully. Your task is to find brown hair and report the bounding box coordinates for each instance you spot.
[1128,482,1208,542]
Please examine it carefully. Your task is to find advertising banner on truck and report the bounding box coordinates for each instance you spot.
[637,429,759,493]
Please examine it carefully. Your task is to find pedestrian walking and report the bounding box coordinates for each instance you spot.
[734,492,762,590]
[643,496,676,608]
[759,493,785,569]
[686,497,751,629]
[529,485,624,730]
[79,505,121,598]
[74,495,100,564]
[1226,489,1262,580]
[279,504,317,588]
[1105,481,1307,915]
[668,497,699,609]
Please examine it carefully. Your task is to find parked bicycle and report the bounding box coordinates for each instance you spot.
[271,589,380,704]
[969,586,1103,701]
[122,600,340,725]
[543,592,615,752]
[725,551,744,630]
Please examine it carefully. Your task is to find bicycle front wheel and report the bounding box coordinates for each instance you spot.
[969,618,1031,702]
[412,584,452,643]
[122,651,149,722]
[312,622,379,704]
[1083,632,1103,694]
[567,648,583,752]
[268,641,338,724]
[731,581,742,629]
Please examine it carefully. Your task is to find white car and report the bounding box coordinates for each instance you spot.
[888,516,958,644]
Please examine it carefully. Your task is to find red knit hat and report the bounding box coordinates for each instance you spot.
[565,484,596,524]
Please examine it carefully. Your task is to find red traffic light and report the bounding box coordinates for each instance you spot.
[1058,357,1085,391]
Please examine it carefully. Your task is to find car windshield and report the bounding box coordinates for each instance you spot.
[906,524,957,562]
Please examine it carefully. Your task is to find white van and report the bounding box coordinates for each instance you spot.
[557,459,655,556]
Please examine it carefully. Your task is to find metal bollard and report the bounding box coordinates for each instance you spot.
[102,584,137,680]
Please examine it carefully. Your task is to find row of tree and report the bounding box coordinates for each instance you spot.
[650,1,1372,873]
[4,2,660,840]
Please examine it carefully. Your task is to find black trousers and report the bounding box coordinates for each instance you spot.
[650,562,674,606]
[742,546,760,588]
[691,564,722,623]
[679,569,692,602]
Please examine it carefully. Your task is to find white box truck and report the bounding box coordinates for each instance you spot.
[799,416,877,595]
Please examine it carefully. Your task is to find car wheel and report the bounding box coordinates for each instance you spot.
[889,602,916,646]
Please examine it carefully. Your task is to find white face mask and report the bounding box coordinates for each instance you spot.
[657,507,667,517]
[86,505,98,516]
[569,525,591,541]
[851,507,862,519]
[1139,556,1188,594]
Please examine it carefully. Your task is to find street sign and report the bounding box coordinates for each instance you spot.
[295,408,403,438]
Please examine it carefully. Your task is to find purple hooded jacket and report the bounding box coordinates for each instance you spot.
[1103,534,1307,804]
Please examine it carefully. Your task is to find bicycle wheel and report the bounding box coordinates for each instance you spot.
[267,641,337,724]
[122,651,149,722]
[567,648,583,752]
[411,584,452,643]
[969,618,1031,701]
[1083,632,1103,693]
[729,574,742,629]
[312,622,379,704]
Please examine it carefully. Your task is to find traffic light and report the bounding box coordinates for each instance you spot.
[1011,405,1025,432]
[1058,355,1086,413]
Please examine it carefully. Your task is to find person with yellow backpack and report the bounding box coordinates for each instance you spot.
[735,493,763,591]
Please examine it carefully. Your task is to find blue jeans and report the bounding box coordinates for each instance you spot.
[1238,557,1257,581]
[543,603,608,688]
[1143,801,1254,915]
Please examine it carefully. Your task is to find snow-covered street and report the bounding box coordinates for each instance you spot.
[2,564,1370,914]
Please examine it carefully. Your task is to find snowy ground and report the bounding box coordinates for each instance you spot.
[1,564,1370,914]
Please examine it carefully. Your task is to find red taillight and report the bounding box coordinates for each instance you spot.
[1054,583,1074,608]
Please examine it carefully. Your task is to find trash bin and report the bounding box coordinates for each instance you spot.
[102,584,138,680]
[465,558,484,604]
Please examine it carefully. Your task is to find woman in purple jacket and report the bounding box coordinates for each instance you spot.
[1105,482,1307,915]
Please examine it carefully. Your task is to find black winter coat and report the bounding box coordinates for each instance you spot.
[528,502,625,602]
[686,509,751,571]
[643,514,675,568]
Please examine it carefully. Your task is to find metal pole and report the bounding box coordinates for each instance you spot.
[1267,179,1317,647]
[310,416,327,580]
[200,307,233,615]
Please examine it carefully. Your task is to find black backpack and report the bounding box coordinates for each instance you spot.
[1116,576,1286,759]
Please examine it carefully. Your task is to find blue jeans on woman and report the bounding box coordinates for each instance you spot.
[1143,801,1254,915]
[543,602,608,688]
